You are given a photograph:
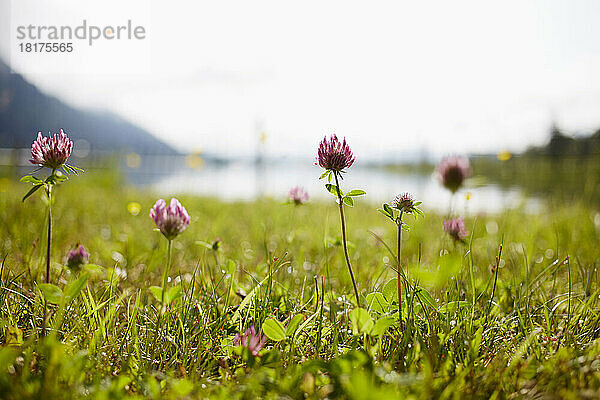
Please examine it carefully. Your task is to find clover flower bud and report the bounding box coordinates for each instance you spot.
[289,186,309,205]
[234,326,266,356]
[149,198,190,240]
[67,244,89,270]
[436,155,471,193]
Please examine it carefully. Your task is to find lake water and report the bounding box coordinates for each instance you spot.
[128,159,542,214]
[0,148,541,214]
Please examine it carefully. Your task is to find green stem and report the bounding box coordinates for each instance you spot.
[41,181,53,338]
[396,211,404,329]
[161,239,172,306]
[152,239,172,365]
[333,171,360,307]
[485,243,502,327]
[566,255,571,331]
[468,219,477,330]
[46,190,52,285]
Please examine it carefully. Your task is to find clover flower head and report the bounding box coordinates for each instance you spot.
[289,186,309,205]
[149,198,190,240]
[436,155,471,193]
[67,244,89,270]
[29,130,73,170]
[391,192,415,213]
[443,217,469,242]
[234,326,266,357]
[316,134,355,172]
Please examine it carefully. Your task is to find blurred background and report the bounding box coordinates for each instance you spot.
[1,0,599,211]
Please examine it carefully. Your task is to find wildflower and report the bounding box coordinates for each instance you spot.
[391,192,416,213]
[289,186,309,205]
[29,130,73,170]
[126,152,141,168]
[379,194,423,329]
[497,150,512,161]
[443,217,469,242]
[23,130,82,337]
[149,198,190,240]
[66,244,89,270]
[234,326,267,356]
[436,155,471,193]
[316,134,362,306]
[185,152,205,169]
[316,134,355,172]
[127,201,141,216]
[149,198,189,355]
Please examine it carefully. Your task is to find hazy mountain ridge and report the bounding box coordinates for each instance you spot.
[0,60,178,154]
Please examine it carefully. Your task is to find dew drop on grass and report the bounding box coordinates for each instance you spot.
[383,256,389,264]
[545,249,555,259]
[101,225,111,240]
[486,221,498,234]
[303,262,314,271]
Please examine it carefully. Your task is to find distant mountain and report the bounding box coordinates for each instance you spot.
[0,60,178,154]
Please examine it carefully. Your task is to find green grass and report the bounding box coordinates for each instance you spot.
[1,169,600,399]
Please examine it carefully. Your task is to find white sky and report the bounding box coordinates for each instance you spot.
[2,0,600,159]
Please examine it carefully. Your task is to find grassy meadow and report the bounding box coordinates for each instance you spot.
[1,168,600,399]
